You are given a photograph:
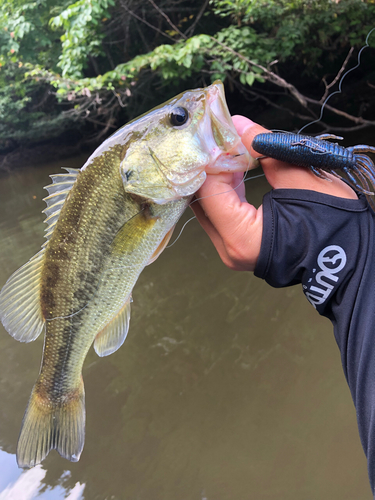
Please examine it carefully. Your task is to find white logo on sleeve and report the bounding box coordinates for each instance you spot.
[304,245,347,309]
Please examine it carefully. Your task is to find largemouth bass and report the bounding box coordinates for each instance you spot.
[0,81,254,468]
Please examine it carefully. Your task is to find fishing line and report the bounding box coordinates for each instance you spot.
[166,165,266,248]
[167,161,263,246]
[46,166,263,323]
[244,172,266,182]
[41,30,375,326]
[269,129,294,134]
[166,216,197,248]
[189,171,265,206]
[46,304,89,322]
[298,27,375,134]
[189,157,252,207]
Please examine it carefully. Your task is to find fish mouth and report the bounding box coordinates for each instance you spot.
[203,81,255,173]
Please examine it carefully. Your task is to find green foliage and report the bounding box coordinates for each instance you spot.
[49,0,115,78]
[0,63,72,148]
[210,0,375,68]
[0,0,374,147]
[0,0,61,68]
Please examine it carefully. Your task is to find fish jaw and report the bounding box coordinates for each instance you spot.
[202,81,256,174]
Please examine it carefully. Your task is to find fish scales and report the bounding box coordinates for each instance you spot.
[0,81,256,468]
[39,146,132,392]
[39,146,189,395]
[41,146,132,320]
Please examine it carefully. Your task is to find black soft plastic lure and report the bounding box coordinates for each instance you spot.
[253,133,375,210]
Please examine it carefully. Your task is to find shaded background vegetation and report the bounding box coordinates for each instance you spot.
[0,0,375,159]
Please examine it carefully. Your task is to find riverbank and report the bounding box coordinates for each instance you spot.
[0,133,96,172]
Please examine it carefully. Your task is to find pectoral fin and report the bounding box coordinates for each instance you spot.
[94,297,132,357]
[0,250,45,342]
[147,226,175,265]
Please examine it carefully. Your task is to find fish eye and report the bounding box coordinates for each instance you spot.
[170,107,189,127]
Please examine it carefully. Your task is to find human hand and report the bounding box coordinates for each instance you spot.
[192,115,357,272]
[190,117,266,272]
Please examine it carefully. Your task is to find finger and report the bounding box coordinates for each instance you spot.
[190,198,228,259]
[195,173,258,246]
[231,171,246,201]
[232,115,354,195]
[232,116,269,156]
[232,115,296,187]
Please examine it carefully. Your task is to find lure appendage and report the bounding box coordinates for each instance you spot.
[252,133,375,209]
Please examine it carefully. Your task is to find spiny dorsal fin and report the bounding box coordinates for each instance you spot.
[0,167,80,342]
[42,167,80,245]
[0,250,45,342]
[94,297,132,357]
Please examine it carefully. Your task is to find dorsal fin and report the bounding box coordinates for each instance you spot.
[94,297,132,357]
[42,167,80,245]
[0,167,80,342]
[0,250,45,342]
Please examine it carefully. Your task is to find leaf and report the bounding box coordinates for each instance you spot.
[245,72,255,86]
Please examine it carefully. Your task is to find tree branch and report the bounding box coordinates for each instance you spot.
[147,0,186,39]
[185,0,209,37]
[320,47,354,103]
[304,96,375,127]
[210,36,309,108]
[120,2,177,42]
[209,36,375,130]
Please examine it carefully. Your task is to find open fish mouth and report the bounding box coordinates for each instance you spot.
[201,81,255,174]
[208,146,251,172]
[155,80,256,200]
[163,170,207,199]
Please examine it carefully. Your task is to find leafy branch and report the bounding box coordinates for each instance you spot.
[1,0,375,147]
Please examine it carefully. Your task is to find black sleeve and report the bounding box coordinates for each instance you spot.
[254,188,375,495]
[254,189,368,317]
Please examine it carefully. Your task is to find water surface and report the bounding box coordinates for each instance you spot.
[0,154,372,499]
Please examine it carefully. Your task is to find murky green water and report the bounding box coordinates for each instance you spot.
[0,153,372,499]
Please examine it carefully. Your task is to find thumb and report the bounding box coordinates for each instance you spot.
[232,115,269,156]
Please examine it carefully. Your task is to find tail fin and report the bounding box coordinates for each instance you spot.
[17,379,85,468]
